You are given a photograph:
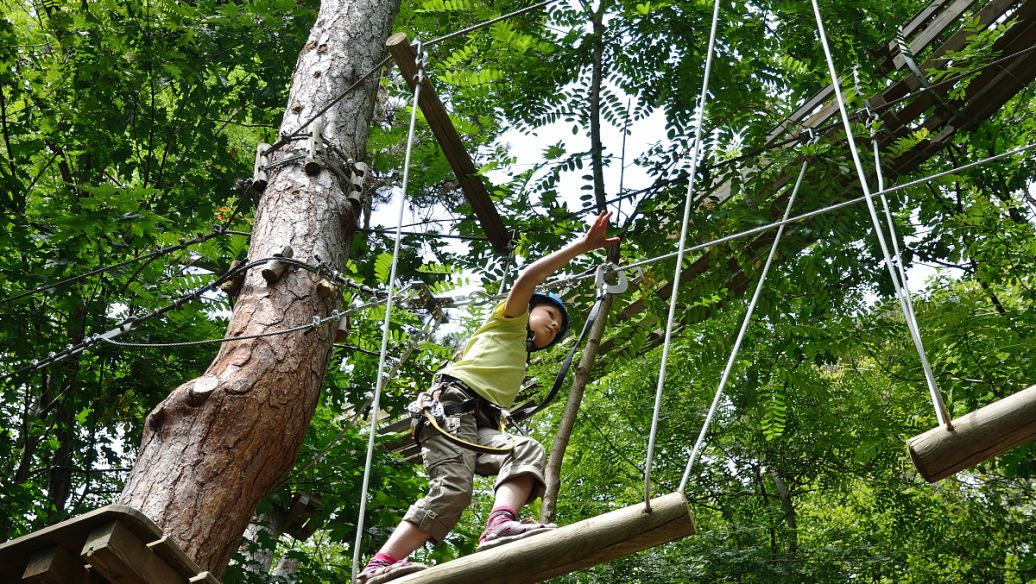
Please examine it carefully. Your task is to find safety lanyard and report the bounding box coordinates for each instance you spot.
[511,263,627,423]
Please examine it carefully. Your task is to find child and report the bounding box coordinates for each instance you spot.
[355,211,619,584]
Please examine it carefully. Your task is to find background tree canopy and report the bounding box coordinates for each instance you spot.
[1,0,1034,581]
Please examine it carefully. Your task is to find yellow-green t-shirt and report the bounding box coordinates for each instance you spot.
[441,302,528,408]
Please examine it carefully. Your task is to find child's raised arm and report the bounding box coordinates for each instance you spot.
[503,211,620,318]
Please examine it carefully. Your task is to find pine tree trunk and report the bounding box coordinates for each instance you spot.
[118,0,399,575]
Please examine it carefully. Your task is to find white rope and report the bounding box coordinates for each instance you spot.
[869,130,952,426]
[351,59,424,580]
[678,160,809,492]
[643,0,722,510]
[871,131,922,355]
[810,0,950,427]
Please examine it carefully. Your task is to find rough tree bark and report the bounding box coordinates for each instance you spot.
[118,0,400,575]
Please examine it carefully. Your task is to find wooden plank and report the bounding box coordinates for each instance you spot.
[865,0,1020,139]
[908,384,1036,482]
[955,10,1036,126]
[0,505,165,577]
[392,492,695,584]
[21,545,91,584]
[764,83,836,145]
[385,32,511,254]
[891,0,981,71]
[873,0,954,69]
[81,520,183,584]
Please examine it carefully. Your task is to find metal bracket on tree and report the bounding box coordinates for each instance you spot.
[595,262,629,295]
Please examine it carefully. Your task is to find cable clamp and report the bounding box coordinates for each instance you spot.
[414,40,428,85]
[595,262,628,295]
[99,321,134,341]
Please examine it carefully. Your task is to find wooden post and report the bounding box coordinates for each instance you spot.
[907,384,1036,482]
[393,492,695,584]
[21,545,91,584]
[385,32,511,254]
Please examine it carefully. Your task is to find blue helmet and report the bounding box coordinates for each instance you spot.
[528,292,570,351]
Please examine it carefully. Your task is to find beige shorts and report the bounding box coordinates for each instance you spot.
[403,381,546,544]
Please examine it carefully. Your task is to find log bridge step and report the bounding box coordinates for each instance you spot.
[393,492,696,584]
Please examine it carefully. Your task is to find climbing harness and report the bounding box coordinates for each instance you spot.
[407,386,515,456]
[408,262,629,455]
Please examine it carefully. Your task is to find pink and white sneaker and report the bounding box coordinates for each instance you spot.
[354,559,427,584]
[476,518,557,552]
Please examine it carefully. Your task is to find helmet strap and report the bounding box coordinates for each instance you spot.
[525,327,536,356]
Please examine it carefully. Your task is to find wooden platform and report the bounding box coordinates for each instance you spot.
[392,492,695,584]
[0,505,218,583]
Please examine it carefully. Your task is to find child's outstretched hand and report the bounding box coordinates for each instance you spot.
[579,211,622,251]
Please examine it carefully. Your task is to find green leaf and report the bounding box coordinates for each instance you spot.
[375,252,393,284]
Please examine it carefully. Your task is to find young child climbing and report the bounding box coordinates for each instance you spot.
[355,211,619,584]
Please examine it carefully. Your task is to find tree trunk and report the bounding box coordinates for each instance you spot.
[768,467,797,558]
[541,4,618,523]
[117,0,399,575]
[240,511,285,575]
[541,294,615,524]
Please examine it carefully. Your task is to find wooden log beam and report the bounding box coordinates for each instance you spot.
[908,384,1036,482]
[385,32,511,255]
[393,492,695,584]
[21,545,91,584]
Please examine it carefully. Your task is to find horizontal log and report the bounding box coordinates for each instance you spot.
[908,384,1036,482]
[394,492,695,584]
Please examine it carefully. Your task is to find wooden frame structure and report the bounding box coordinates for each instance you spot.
[392,492,695,584]
[386,32,511,255]
[908,384,1036,482]
[0,505,218,583]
